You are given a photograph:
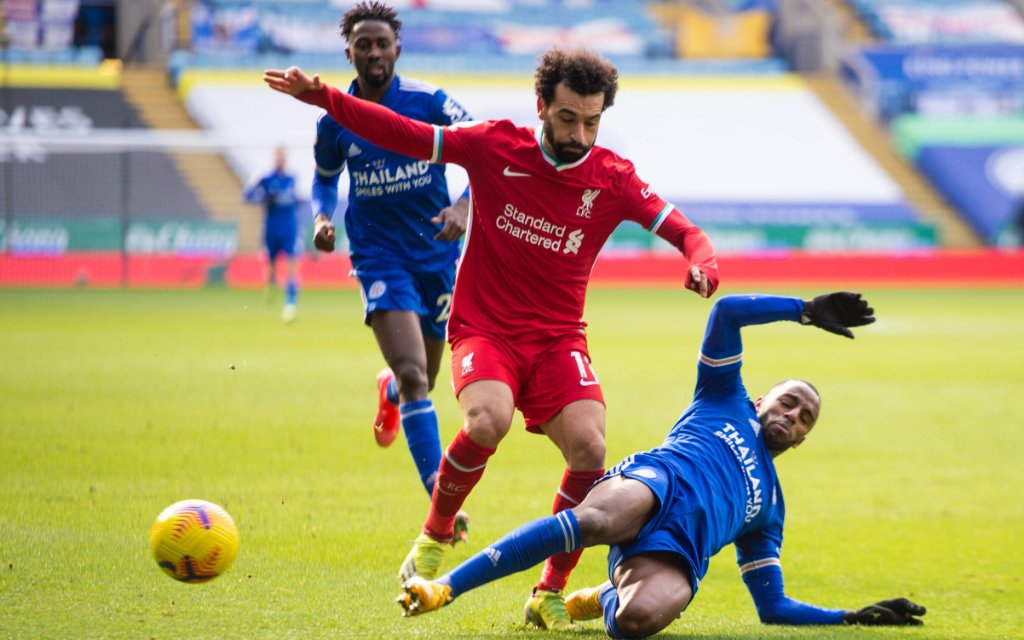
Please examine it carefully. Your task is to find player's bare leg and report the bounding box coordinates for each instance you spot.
[423,335,444,393]
[373,311,431,402]
[565,476,662,631]
[607,552,693,638]
[526,400,606,630]
[371,311,427,447]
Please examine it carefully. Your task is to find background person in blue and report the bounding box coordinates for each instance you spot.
[309,1,472,533]
[398,291,927,636]
[244,146,301,323]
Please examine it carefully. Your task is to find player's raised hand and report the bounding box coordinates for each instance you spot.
[432,199,469,241]
[686,266,711,298]
[313,213,336,253]
[264,67,323,96]
[800,291,875,339]
[844,598,926,626]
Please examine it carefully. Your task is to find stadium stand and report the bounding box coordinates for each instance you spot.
[10,0,1024,287]
[0,72,207,221]
[170,0,967,251]
[119,66,263,252]
[2,0,81,51]
[803,75,977,247]
[648,0,776,60]
[167,0,797,75]
[834,0,1024,245]
[179,65,953,252]
[845,0,1024,44]
[0,64,249,261]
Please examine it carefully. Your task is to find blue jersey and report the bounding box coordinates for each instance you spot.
[311,75,471,273]
[245,170,299,257]
[609,295,805,589]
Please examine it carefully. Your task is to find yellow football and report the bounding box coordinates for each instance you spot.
[150,499,239,583]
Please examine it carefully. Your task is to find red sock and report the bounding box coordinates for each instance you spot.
[423,429,495,541]
[537,468,605,592]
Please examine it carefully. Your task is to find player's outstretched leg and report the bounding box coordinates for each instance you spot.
[398,533,447,583]
[398,512,586,624]
[524,588,579,631]
[373,368,401,447]
[565,581,612,621]
[397,576,452,617]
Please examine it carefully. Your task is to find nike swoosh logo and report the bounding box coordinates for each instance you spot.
[503,166,531,177]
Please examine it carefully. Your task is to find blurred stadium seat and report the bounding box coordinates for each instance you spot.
[2,0,81,51]
[6,0,1024,287]
[834,0,1024,244]
[0,63,252,276]
[846,0,1024,44]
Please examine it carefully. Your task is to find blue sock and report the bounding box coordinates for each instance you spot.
[440,511,581,598]
[386,378,399,405]
[400,399,442,496]
[285,277,298,305]
[600,585,624,639]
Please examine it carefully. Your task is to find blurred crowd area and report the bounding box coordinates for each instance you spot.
[1,1,1023,284]
[4,1,1024,66]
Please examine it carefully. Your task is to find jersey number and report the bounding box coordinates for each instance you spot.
[434,293,452,323]
[570,351,600,387]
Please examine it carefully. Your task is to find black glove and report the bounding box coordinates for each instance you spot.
[800,291,875,339]
[844,598,926,626]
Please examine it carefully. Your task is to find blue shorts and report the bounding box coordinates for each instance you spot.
[601,452,704,593]
[265,218,299,259]
[354,264,456,340]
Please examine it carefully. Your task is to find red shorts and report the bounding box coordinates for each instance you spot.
[450,332,605,433]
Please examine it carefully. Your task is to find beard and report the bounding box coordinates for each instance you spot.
[358,61,393,89]
[543,120,592,164]
[760,416,790,456]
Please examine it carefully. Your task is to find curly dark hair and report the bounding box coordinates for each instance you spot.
[340,1,402,41]
[534,48,619,110]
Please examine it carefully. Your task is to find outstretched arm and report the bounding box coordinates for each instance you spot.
[695,292,874,400]
[701,295,804,363]
[742,564,925,626]
[702,292,875,360]
[264,67,438,161]
[243,177,266,205]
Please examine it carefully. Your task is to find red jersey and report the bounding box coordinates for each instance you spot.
[299,86,719,341]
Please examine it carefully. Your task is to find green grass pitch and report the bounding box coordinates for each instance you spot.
[1,286,1022,639]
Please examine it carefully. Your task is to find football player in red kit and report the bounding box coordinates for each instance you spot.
[266,47,719,630]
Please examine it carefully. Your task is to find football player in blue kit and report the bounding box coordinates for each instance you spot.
[397,291,927,636]
[309,1,471,539]
[244,146,301,322]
